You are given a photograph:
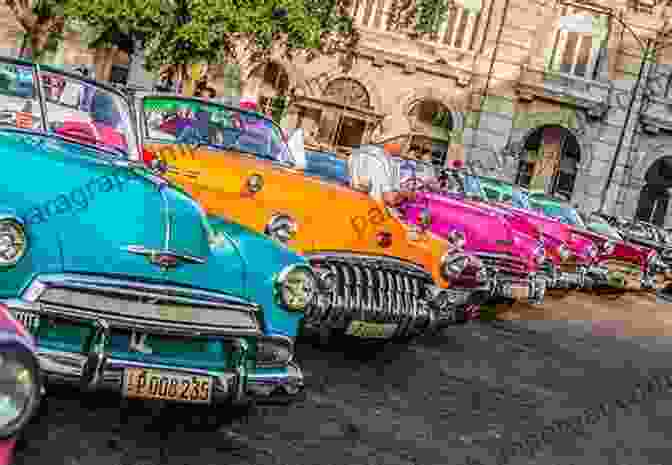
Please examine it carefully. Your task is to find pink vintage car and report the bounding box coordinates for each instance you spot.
[0,303,42,464]
[399,164,597,291]
[398,190,547,305]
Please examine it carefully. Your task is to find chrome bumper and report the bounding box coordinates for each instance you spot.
[35,347,245,405]
[247,361,304,403]
[488,274,546,305]
[545,265,587,290]
[5,296,253,406]
[429,285,489,326]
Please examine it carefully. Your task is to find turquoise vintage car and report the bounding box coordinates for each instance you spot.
[0,57,321,407]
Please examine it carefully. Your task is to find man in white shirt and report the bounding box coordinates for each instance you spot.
[349,144,417,206]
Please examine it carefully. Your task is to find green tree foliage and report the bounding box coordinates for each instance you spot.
[64,0,358,75]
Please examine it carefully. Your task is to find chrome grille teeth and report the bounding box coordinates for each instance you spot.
[306,256,434,337]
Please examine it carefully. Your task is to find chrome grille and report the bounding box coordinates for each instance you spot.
[10,274,261,337]
[14,312,40,333]
[306,253,434,337]
[476,252,528,279]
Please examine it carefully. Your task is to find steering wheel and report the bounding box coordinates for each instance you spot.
[400,176,429,191]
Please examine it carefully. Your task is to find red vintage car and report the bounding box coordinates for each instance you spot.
[528,194,659,290]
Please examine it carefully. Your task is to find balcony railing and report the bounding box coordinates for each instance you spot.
[518,65,610,118]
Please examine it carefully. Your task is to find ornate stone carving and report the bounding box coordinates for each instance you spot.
[323,78,371,108]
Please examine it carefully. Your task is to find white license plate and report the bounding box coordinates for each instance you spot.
[345,321,398,339]
[123,367,213,404]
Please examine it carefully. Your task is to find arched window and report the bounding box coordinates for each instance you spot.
[515,126,580,199]
[316,78,372,150]
[405,99,452,167]
[323,78,371,108]
[636,157,672,226]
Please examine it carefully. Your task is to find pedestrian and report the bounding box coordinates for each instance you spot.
[350,144,419,206]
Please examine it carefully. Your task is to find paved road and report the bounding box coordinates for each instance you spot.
[14,293,672,465]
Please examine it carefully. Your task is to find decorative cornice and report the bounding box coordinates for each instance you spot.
[355,44,473,87]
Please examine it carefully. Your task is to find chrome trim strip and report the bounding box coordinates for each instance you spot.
[22,274,258,311]
[124,245,206,265]
[34,303,260,337]
[305,252,429,276]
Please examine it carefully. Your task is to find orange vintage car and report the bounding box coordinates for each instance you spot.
[132,93,492,342]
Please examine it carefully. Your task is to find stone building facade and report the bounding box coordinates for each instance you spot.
[3,0,672,225]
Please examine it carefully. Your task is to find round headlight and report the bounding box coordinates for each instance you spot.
[0,219,27,267]
[447,230,466,249]
[265,214,297,244]
[440,253,469,280]
[276,265,317,312]
[602,240,616,255]
[557,243,571,261]
[0,343,40,439]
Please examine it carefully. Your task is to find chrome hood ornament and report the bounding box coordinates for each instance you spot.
[124,245,205,269]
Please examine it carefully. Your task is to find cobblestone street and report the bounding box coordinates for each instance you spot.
[14,292,672,465]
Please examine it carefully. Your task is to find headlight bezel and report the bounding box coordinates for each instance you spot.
[447,230,466,250]
[0,217,28,268]
[440,252,469,281]
[602,240,616,255]
[275,264,318,312]
[0,336,41,440]
[264,214,298,245]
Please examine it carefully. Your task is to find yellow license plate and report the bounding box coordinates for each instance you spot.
[123,368,212,404]
[345,321,397,339]
[511,285,529,301]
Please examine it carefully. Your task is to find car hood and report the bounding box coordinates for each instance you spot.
[571,225,650,265]
[493,203,595,260]
[150,145,447,282]
[0,130,245,297]
[405,192,539,266]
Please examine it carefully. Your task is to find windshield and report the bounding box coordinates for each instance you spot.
[141,96,292,164]
[584,214,623,240]
[0,58,136,157]
[530,198,586,228]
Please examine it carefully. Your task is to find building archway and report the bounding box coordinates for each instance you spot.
[514,125,581,199]
[635,156,672,226]
[376,98,456,166]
